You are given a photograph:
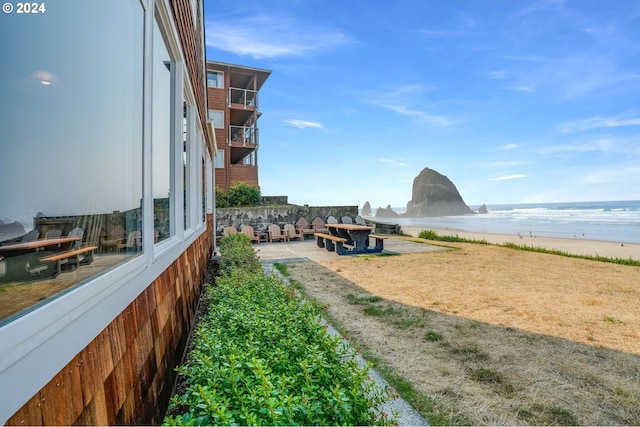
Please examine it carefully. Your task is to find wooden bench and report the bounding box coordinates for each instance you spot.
[368,234,387,251]
[314,232,348,255]
[40,245,98,275]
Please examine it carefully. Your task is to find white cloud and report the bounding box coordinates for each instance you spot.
[488,174,528,181]
[284,119,323,129]
[486,71,506,79]
[205,15,354,59]
[379,104,454,126]
[506,85,536,93]
[557,116,640,133]
[502,143,520,151]
[378,158,408,167]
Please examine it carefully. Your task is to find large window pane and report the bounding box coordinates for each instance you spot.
[183,102,191,230]
[0,0,144,323]
[152,18,173,243]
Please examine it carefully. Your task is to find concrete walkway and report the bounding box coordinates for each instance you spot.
[258,235,442,426]
[257,235,448,266]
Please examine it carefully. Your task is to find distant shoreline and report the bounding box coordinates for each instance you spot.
[401,226,640,261]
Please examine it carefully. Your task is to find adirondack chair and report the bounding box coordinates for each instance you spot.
[222,226,238,236]
[100,225,125,253]
[327,215,338,224]
[267,224,288,242]
[241,225,261,244]
[45,229,62,239]
[68,227,84,249]
[295,217,315,239]
[312,217,328,233]
[341,216,353,224]
[283,223,304,241]
[118,230,141,252]
[21,229,40,242]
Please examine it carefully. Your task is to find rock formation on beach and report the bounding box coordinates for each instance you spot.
[478,204,488,214]
[375,205,399,218]
[404,167,474,217]
[361,201,372,216]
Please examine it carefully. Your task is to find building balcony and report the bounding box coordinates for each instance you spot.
[229,125,257,147]
[229,87,257,109]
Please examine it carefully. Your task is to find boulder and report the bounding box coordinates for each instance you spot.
[404,167,474,217]
[478,204,488,214]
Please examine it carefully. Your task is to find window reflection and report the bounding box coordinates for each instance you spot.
[0,1,144,323]
[152,17,173,243]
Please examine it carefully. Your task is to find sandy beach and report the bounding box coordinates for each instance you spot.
[401,226,640,261]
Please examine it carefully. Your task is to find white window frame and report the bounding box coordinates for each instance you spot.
[208,109,224,129]
[207,71,224,88]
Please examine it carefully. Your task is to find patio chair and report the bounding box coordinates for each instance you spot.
[295,217,315,239]
[341,216,353,224]
[222,226,238,236]
[45,229,62,239]
[118,230,141,252]
[21,229,40,242]
[327,215,338,224]
[355,215,367,226]
[68,227,84,249]
[283,223,304,241]
[267,224,288,242]
[100,225,125,253]
[312,217,328,233]
[241,225,261,244]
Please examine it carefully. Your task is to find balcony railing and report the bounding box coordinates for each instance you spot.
[229,125,257,146]
[229,87,257,109]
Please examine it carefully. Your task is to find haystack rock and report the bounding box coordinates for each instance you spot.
[404,167,475,217]
[478,204,488,214]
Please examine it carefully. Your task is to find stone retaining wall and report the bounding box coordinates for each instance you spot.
[216,205,359,235]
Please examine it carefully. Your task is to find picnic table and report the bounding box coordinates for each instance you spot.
[0,236,81,256]
[314,223,387,255]
[0,236,97,281]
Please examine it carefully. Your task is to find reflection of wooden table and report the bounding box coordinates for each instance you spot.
[326,223,380,254]
[0,237,81,255]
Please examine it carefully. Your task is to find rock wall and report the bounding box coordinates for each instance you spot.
[215,205,359,235]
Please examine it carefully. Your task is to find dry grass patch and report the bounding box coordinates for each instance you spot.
[284,243,640,425]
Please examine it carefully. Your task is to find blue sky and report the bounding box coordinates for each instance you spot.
[204,0,640,208]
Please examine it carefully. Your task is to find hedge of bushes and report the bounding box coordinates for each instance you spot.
[164,234,398,426]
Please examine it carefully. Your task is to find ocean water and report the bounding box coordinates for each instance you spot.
[369,200,640,244]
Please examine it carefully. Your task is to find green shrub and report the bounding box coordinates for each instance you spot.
[215,185,229,208]
[218,234,262,277]
[165,236,397,426]
[418,229,440,240]
[226,182,261,207]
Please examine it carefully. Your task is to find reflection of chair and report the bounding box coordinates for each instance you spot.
[45,229,62,239]
[295,217,315,239]
[241,225,261,244]
[283,223,303,241]
[312,217,328,233]
[100,225,125,253]
[268,224,288,242]
[118,230,141,252]
[341,216,353,224]
[68,227,84,249]
[22,229,40,242]
[355,215,367,226]
[327,215,338,224]
[223,226,238,236]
